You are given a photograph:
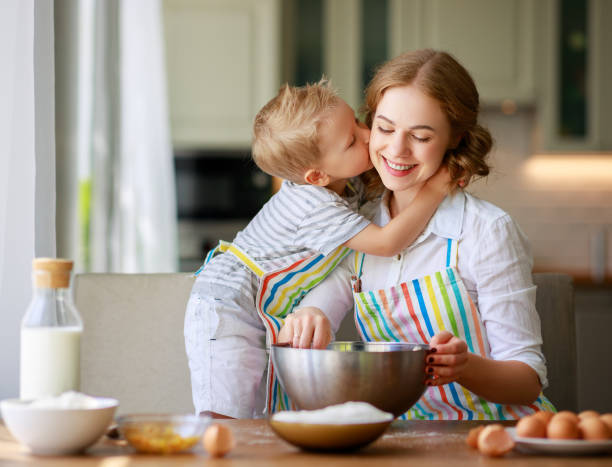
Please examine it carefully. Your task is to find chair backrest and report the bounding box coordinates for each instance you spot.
[74,273,196,415]
[533,272,577,412]
[337,272,577,412]
[75,272,576,415]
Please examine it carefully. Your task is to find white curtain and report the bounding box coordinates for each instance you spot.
[57,0,178,272]
[0,0,55,399]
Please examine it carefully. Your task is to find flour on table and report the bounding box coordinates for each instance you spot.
[272,401,393,424]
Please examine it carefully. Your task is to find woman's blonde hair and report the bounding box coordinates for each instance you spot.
[362,49,492,194]
[252,80,340,183]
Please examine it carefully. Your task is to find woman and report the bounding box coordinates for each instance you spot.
[280,49,555,420]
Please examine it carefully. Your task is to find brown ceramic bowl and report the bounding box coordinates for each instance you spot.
[268,418,392,451]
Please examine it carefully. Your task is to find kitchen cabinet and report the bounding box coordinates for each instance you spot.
[163,0,281,149]
[536,0,612,151]
[388,0,536,105]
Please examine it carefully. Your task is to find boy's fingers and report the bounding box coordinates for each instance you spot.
[298,323,315,349]
[278,320,294,344]
[312,322,331,349]
[291,321,302,348]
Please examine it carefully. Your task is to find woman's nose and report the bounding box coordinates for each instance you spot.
[388,133,409,156]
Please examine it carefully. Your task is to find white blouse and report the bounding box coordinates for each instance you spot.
[300,190,548,388]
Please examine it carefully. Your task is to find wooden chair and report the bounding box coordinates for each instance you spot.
[533,273,577,412]
[74,273,196,415]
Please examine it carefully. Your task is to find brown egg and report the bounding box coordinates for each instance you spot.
[551,410,580,424]
[515,415,547,438]
[531,410,554,425]
[203,423,235,457]
[578,410,600,420]
[466,425,484,449]
[477,424,515,457]
[547,416,580,439]
[579,417,611,440]
[600,413,612,432]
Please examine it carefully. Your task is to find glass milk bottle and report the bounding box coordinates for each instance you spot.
[20,258,83,399]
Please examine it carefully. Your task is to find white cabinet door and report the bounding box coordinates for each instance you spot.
[389,0,536,105]
[163,0,280,148]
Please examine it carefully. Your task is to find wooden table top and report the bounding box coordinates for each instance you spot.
[1,419,611,466]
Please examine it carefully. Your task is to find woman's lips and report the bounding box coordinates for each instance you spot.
[382,155,417,177]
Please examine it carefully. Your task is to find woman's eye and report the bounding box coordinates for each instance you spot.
[348,135,356,147]
[413,135,431,142]
[377,126,393,134]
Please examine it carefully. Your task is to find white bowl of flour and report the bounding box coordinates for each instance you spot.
[269,402,393,451]
[1,391,118,455]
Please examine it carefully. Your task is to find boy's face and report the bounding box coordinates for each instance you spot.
[315,100,372,190]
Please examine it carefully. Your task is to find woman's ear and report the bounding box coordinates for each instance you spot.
[303,168,330,186]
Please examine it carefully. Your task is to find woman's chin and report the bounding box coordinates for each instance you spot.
[379,171,417,191]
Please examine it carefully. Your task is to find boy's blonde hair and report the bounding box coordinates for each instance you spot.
[252,80,340,184]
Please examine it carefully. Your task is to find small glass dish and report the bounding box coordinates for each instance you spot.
[117,414,210,454]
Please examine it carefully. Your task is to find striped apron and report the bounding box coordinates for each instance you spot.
[350,238,556,420]
[199,240,352,414]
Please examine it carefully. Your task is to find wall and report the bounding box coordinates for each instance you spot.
[471,109,612,282]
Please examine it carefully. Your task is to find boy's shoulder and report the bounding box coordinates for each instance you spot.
[278,179,351,205]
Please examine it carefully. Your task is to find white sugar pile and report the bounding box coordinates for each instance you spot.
[272,401,393,424]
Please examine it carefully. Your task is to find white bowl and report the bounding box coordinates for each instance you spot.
[1,397,118,455]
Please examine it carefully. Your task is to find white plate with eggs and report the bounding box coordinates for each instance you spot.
[507,428,612,455]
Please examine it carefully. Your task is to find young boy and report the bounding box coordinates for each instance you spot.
[184,81,449,419]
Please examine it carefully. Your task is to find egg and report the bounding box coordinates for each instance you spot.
[578,410,600,420]
[477,424,515,457]
[466,425,484,449]
[515,415,547,438]
[547,416,580,439]
[600,413,612,432]
[531,410,554,425]
[203,423,235,457]
[553,410,580,424]
[579,417,611,440]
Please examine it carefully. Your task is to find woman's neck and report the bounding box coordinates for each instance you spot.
[388,184,424,218]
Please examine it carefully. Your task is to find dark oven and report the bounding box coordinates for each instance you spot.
[175,149,273,271]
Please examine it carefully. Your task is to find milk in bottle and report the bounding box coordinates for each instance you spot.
[20,258,83,399]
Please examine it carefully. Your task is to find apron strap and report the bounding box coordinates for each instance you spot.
[445,238,459,268]
[226,243,265,277]
[194,240,265,278]
[354,251,366,279]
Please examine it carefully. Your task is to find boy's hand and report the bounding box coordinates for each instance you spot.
[278,307,333,349]
[425,165,452,196]
[426,330,469,386]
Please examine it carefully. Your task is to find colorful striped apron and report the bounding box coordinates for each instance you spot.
[350,239,556,420]
[199,240,352,414]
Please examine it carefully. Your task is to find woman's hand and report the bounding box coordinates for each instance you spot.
[278,307,332,349]
[426,330,469,386]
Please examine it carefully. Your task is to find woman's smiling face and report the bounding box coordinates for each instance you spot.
[369,84,453,195]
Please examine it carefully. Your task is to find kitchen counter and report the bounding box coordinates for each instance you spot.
[2,420,611,466]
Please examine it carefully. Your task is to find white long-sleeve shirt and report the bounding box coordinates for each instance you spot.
[299,190,549,388]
